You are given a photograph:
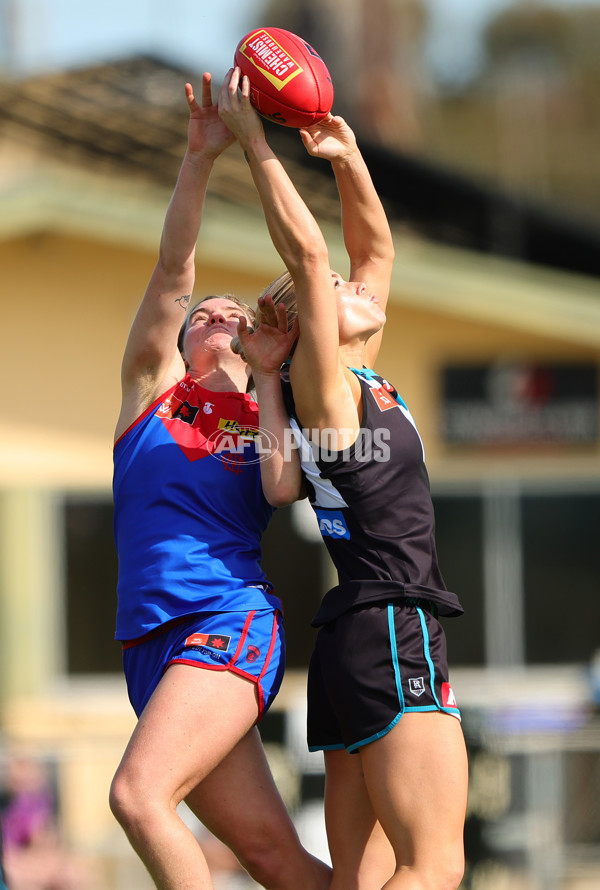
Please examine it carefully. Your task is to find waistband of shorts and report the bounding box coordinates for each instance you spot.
[121,605,284,651]
[403,597,439,618]
[121,615,191,650]
[311,581,449,626]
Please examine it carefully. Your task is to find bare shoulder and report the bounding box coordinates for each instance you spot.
[114,365,182,444]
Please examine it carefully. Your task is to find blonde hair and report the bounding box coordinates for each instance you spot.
[256,271,297,328]
[230,271,298,357]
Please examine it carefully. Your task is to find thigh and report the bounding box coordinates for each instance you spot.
[115,662,261,807]
[186,730,332,889]
[186,727,294,852]
[361,711,468,870]
[323,749,395,890]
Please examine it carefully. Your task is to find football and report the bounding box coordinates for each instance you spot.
[234,27,334,128]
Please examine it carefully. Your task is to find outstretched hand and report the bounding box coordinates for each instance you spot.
[235,295,299,376]
[218,67,265,150]
[299,114,357,162]
[185,74,236,158]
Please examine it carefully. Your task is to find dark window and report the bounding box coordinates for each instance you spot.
[64,498,121,674]
[432,495,485,666]
[261,505,322,669]
[522,492,600,664]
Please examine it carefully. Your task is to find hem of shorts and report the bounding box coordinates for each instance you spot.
[404,704,462,722]
[347,711,403,754]
[308,743,345,752]
[343,704,462,754]
[165,657,266,719]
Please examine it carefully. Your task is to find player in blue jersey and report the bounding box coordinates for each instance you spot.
[220,68,469,890]
[109,74,330,890]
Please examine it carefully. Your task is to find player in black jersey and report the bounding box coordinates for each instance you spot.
[221,67,468,890]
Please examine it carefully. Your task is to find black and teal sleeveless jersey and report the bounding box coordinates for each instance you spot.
[282,366,463,625]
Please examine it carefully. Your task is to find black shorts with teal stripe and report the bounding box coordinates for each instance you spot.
[307,601,461,754]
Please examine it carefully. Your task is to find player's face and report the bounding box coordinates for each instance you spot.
[183,298,248,357]
[331,272,386,341]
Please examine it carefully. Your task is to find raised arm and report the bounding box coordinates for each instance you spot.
[115,75,235,441]
[236,295,303,506]
[299,117,395,368]
[218,68,352,433]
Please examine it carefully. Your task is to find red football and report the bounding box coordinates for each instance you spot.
[234,27,334,128]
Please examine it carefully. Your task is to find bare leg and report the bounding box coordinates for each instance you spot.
[187,728,331,889]
[324,749,395,890]
[361,712,468,890]
[110,664,295,890]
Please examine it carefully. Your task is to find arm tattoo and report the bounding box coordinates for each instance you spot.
[175,294,191,310]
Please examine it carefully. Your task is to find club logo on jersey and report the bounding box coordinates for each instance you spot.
[314,508,350,540]
[408,677,426,697]
[172,401,199,424]
[185,633,231,652]
[370,385,401,412]
[246,645,261,663]
[442,682,458,709]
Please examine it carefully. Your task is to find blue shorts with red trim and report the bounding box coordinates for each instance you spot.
[122,609,285,719]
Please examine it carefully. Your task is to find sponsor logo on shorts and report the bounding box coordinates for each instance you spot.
[246,645,261,663]
[442,682,457,708]
[194,645,227,665]
[408,677,426,697]
[314,508,350,540]
[185,633,231,652]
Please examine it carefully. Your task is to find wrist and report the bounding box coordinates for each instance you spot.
[185,147,220,167]
[331,146,361,168]
[241,134,272,162]
[251,367,283,385]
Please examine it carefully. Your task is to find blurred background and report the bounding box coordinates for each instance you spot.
[1,0,600,888]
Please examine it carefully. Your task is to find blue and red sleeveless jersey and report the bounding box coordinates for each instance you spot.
[113,375,277,640]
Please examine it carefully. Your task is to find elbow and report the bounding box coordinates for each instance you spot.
[263,474,304,508]
[265,486,300,509]
[284,238,329,278]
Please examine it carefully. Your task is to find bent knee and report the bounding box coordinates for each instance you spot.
[109,769,134,827]
[109,767,157,830]
[421,856,464,890]
[236,831,319,889]
[235,834,285,886]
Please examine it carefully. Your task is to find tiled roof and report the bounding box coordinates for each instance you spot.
[1,55,599,277]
